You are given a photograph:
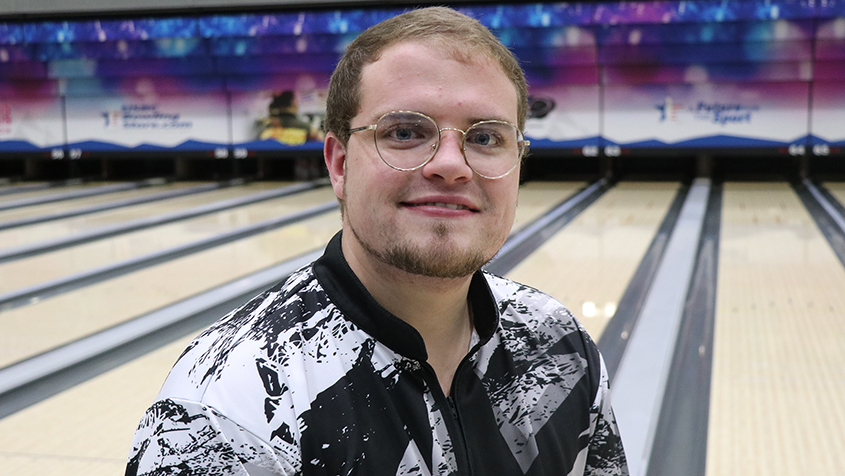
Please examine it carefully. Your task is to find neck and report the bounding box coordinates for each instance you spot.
[342,233,475,394]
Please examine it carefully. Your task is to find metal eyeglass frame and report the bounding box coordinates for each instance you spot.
[348,110,529,180]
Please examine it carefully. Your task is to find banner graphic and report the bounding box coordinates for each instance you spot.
[230,74,328,151]
[0,96,64,152]
[65,93,230,151]
[603,82,809,147]
[524,84,600,150]
[0,1,841,156]
[810,81,845,149]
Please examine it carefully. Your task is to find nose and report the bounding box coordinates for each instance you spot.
[421,129,473,183]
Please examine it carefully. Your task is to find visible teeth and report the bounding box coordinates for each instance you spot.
[413,202,468,210]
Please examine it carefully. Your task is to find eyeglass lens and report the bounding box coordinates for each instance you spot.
[373,112,524,178]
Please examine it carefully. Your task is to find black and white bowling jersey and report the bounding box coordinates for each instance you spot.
[126,233,628,476]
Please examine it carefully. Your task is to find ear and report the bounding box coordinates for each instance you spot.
[323,132,346,200]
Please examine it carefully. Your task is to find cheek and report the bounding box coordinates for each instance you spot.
[342,161,395,215]
[493,180,520,217]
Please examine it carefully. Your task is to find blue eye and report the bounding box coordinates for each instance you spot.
[470,132,493,146]
[390,127,417,141]
[466,127,505,148]
[377,113,438,149]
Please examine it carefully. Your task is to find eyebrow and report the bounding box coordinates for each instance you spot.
[425,113,515,126]
[370,110,516,126]
[466,116,514,125]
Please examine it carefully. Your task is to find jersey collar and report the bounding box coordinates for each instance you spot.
[314,232,499,362]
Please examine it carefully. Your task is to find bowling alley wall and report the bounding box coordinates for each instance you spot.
[0,0,844,166]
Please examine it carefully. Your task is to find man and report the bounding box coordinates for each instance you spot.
[259,90,314,146]
[126,7,628,476]
[259,90,326,147]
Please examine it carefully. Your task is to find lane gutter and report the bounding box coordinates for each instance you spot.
[795,179,845,267]
[645,181,722,476]
[0,178,165,212]
[485,178,613,275]
[0,249,322,420]
[0,201,339,312]
[0,179,246,231]
[599,182,690,382]
[0,178,328,264]
[610,177,711,476]
[0,178,610,419]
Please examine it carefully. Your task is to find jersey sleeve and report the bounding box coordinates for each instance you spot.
[125,398,299,476]
[584,355,629,476]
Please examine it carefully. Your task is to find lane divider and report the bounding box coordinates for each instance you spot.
[0,180,73,198]
[0,178,166,212]
[797,179,845,268]
[0,201,339,312]
[646,182,722,476]
[0,179,246,232]
[0,179,605,420]
[485,178,612,275]
[610,178,711,476]
[0,178,329,264]
[598,183,691,382]
[0,249,323,420]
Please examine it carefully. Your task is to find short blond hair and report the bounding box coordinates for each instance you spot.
[325,7,528,146]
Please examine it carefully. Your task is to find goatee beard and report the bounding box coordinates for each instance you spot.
[351,223,491,279]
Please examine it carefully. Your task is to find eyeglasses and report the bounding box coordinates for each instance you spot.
[349,111,529,179]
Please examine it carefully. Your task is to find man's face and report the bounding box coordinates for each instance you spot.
[329,40,520,279]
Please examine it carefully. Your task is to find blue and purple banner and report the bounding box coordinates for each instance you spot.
[603,82,810,148]
[0,0,842,154]
[524,84,601,150]
[64,94,230,152]
[230,73,329,151]
[0,96,64,152]
[811,81,845,149]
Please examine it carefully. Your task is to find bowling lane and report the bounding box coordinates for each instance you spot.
[0,181,202,224]
[0,181,583,476]
[0,181,118,206]
[0,181,291,249]
[506,181,681,339]
[511,181,586,231]
[706,182,845,476]
[0,182,580,295]
[0,211,342,369]
[0,182,52,197]
[0,187,337,294]
[0,181,582,366]
[824,181,845,206]
[0,335,195,474]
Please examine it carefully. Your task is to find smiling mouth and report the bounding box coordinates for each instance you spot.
[404,202,478,212]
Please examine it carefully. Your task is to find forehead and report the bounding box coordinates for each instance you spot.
[357,41,518,124]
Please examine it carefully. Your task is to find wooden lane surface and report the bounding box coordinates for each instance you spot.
[0,181,580,295]
[0,181,579,369]
[0,182,109,205]
[506,181,680,340]
[0,182,290,250]
[0,187,337,294]
[0,181,581,475]
[0,212,342,370]
[707,182,845,476]
[0,182,53,199]
[0,335,195,474]
[511,181,586,231]
[0,181,201,223]
[824,181,845,208]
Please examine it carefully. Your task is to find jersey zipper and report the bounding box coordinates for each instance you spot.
[421,360,474,475]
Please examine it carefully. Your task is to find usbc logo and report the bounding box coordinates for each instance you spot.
[655,96,683,122]
[103,110,124,129]
[656,96,759,126]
